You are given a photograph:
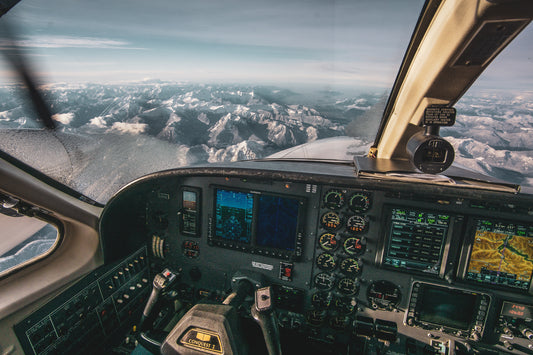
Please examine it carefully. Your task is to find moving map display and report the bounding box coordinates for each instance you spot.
[466,219,533,290]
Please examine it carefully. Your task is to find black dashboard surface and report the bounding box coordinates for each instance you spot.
[17,161,533,354]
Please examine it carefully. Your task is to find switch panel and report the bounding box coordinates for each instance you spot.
[14,247,149,355]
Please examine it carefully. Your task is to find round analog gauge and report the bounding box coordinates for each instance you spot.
[340,258,361,276]
[346,215,368,234]
[311,291,333,309]
[321,211,341,231]
[306,310,327,326]
[314,272,335,290]
[323,189,345,209]
[367,280,401,310]
[316,253,336,271]
[318,233,339,252]
[343,237,365,256]
[335,297,357,314]
[349,193,371,213]
[337,277,359,295]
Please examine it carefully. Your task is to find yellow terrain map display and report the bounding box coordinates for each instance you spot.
[468,230,533,285]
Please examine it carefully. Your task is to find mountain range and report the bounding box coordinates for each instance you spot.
[0,82,531,203]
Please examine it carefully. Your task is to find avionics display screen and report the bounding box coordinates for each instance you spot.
[215,189,254,244]
[466,219,533,290]
[213,188,303,258]
[256,194,300,251]
[181,189,199,236]
[417,285,477,331]
[383,207,451,274]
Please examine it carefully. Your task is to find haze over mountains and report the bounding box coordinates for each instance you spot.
[0,82,531,203]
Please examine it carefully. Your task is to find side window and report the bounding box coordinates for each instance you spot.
[0,211,60,275]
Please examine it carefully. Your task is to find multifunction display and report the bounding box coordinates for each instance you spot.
[406,282,490,339]
[383,207,450,274]
[210,188,304,260]
[466,219,533,291]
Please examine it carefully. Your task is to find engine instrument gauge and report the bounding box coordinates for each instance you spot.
[323,189,345,209]
[314,272,335,290]
[340,258,361,276]
[346,215,368,233]
[316,253,336,271]
[335,297,356,314]
[318,233,339,251]
[311,292,333,309]
[348,193,371,213]
[337,278,358,295]
[306,310,327,326]
[343,237,365,256]
[321,211,341,230]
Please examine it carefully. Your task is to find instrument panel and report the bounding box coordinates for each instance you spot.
[18,162,533,354]
[120,164,533,353]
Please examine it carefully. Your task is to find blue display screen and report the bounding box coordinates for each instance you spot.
[215,189,254,244]
[214,188,302,252]
[256,195,300,251]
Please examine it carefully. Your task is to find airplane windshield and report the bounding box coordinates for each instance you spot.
[441,24,533,189]
[0,0,530,204]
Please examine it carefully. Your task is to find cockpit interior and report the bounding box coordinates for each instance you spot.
[0,0,532,354]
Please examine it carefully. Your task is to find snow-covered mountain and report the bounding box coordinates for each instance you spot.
[0,82,531,202]
[0,83,382,201]
[441,91,533,187]
[0,83,374,162]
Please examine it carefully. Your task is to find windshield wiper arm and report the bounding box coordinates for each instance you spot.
[1,21,56,130]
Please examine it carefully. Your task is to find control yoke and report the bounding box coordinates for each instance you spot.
[160,271,282,355]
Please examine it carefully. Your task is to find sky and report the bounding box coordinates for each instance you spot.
[0,0,425,89]
[0,0,530,92]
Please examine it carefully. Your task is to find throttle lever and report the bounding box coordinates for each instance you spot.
[139,268,177,331]
[251,287,282,355]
